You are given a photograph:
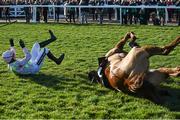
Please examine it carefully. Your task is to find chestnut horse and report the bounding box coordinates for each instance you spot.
[89,32,180,104]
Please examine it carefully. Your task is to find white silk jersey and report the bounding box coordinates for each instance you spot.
[8,43,49,75]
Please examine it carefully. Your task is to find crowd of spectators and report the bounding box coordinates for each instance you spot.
[0,0,179,25]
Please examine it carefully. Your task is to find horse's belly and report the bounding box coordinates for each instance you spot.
[130,59,149,76]
[116,47,149,75]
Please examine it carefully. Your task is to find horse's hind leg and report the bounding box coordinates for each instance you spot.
[158,67,180,77]
[143,36,180,57]
[145,70,169,87]
[105,32,133,57]
[146,67,180,87]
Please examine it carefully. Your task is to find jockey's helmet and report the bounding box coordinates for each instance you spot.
[2,50,14,63]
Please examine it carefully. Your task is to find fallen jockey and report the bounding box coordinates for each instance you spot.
[88,32,180,104]
[2,30,65,75]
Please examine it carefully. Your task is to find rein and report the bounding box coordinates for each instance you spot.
[97,61,114,89]
[97,55,127,91]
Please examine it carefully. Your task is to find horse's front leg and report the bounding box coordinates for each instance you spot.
[105,32,134,57]
[128,32,140,48]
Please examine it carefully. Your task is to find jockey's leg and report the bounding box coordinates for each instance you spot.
[39,30,57,48]
[33,46,64,68]
[34,48,49,67]
[30,42,41,63]
[143,36,180,57]
[47,51,65,65]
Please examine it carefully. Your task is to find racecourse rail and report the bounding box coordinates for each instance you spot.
[0,5,180,24]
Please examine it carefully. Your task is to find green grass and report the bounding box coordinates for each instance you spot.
[0,23,180,119]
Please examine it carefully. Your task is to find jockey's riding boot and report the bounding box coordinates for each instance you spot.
[47,51,65,65]
[39,30,57,48]
[129,41,140,48]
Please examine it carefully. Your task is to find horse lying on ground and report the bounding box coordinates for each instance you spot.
[88,32,180,104]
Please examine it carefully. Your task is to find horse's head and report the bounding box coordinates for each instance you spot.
[88,70,101,83]
[88,56,110,86]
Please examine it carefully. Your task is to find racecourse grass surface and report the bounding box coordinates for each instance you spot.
[0,23,180,119]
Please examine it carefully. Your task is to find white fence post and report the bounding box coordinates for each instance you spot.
[32,6,37,23]
[15,7,17,17]
[119,7,122,25]
[53,5,55,20]
[79,6,82,23]
[165,8,168,25]
[115,8,117,20]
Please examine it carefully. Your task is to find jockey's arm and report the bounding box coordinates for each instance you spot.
[9,38,16,57]
[10,46,16,57]
[18,40,31,66]
[19,47,31,66]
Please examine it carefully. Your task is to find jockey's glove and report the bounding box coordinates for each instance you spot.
[19,39,25,48]
[9,38,14,47]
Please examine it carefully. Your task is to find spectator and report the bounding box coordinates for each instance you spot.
[24,0,31,23]
[151,12,160,25]
[68,0,76,23]
[107,0,114,21]
[64,0,69,22]
[157,0,166,26]
[121,0,129,24]
[175,0,180,26]
[89,0,97,21]
[42,0,49,23]
[55,0,62,22]
[34,0,41,22]
[144,0,152,24]
[166,0,173,22]
[75,0,80,20]
[129,0,138,24]
[135,0,142,23]
[149,0,157,17]
[97,0,105,24]
[139,0,150,25]
[0,0,3,19]
[5,0,11,23]
[79,0,89,24]
[114,0,121,21]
